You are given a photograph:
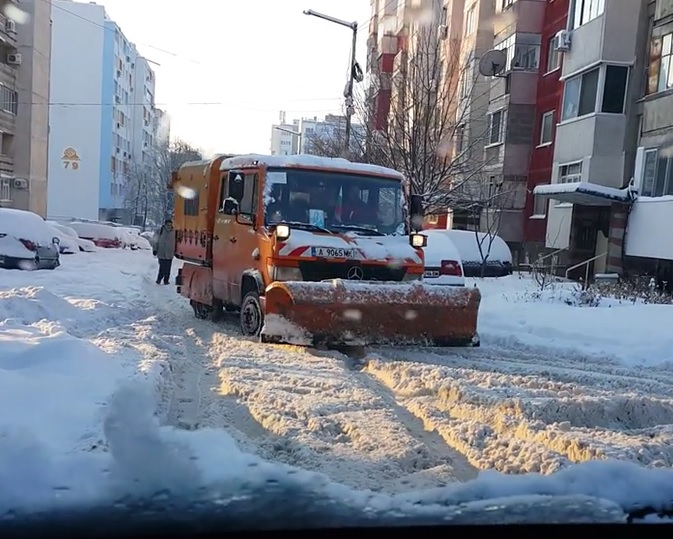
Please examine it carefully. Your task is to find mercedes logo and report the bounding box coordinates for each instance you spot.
[346,266,364,280]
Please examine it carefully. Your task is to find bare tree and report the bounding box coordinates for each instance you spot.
[125,138,202,229]
[451,174,519,276]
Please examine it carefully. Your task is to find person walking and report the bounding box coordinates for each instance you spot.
[153,219,176,285]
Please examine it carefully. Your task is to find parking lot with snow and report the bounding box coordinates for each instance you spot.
[1,249,673,518]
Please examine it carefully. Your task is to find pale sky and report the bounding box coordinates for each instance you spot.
[96,0,371,156]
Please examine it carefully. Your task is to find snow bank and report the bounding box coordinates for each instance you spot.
[473,275,673,367]
[0,250,172,461]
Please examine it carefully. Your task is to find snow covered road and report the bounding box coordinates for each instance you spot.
[2,249,673,503]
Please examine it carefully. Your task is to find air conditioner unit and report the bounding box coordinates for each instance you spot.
[7,53,22,65]
[5,19,16,33]
[554,30,571,52]
[13,178,27,189]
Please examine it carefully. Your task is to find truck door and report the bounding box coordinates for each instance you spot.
[212,169,259,306]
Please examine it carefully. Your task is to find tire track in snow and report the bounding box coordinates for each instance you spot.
[360,344,673,475]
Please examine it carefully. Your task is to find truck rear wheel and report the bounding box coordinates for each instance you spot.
[240,291,263,337]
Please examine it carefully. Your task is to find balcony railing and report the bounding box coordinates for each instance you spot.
[0,152,14,173]
[0,13,17,48]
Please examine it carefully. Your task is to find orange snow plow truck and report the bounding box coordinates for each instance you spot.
[171,154,481,348]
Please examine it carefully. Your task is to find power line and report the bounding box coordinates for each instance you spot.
[13,100,343,114]
[46,0,201,64]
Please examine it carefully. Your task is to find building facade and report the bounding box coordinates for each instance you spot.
[0,0,51,216]
[523,0,569,260]
[533,0,647,279]
[47,0,158,222]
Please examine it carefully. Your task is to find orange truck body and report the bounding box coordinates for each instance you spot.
[171,154,481,347]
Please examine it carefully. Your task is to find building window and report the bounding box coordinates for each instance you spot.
[640,149,673,197]
[0,85,17,115]
[426,214,439,224]
[539,111,554,145]
[488,110,503,145]
[601,65,628,113]
[532,192,548,216]
[558,162,582,183]
[570,0,605,30]
[455,124,465,153]
[0,178,10,201]
[546,36,561,73]
[562,68,599,120]
[464,4,476,36]
[495,33,541,72]
[649,32,673,94]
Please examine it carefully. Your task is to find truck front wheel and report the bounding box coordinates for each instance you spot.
[240,291,264,337]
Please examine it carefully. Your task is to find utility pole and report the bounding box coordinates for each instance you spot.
[303,9,359,158]
[275,126,303,154]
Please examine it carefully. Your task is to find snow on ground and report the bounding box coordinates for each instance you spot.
[472,275,673,366]
[2,254,673,519]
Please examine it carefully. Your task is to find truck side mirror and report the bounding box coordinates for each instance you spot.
[222,197,239,215]
[228,171,245,202]
[410,194,424,231]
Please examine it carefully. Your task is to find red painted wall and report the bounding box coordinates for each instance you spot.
[524,0,570,244]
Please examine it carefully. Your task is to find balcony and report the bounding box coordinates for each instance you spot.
[0,61,15,90]
[0,110,15,134]
[0,13,17,50]
[0,153,14,174]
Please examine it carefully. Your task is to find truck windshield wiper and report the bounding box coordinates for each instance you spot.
[278,221,334,235]
[331,224,385,236]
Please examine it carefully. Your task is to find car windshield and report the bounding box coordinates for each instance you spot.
[263,167,406,235]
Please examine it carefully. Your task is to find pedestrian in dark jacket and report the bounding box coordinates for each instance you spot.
[153,219,176,285]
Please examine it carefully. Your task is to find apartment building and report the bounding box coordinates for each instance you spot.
[482,0,545,260]
[153,107,170,146]
[524,0,569,260]
[269,112,364,156]
[270,111,300,155]
[0,0,51,216]
[622,0,673,286]
[531,0,645,279]
[47,0,159,222]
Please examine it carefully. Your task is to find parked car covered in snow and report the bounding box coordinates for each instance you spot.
[435,229,513,278]
[0,208,60,270]
[68,221,122,248]
[46,222,79,254]
[48,221,97,252]
[421,230,466,286]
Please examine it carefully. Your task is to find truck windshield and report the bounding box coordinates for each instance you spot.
[263,167,405,235]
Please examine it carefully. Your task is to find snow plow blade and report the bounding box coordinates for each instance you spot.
[261,280,481,347]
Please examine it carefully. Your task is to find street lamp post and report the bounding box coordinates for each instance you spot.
[303,9,358,158]
[275,126,303,155]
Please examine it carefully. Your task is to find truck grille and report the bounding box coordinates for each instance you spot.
[298,261,407,282]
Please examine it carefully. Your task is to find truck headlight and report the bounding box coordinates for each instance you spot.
[410,233,427,248]
[270,266,302,281]
[276,224,291,241]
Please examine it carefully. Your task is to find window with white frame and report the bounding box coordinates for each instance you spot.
[649,32,673,94]
[532,190,548,216]
[539,110,554,145]
[561,65,629,121]
[570,0,605,30]
[495,33,541,72]
[0,178,10,201]
[488,110,503,145]
[640,148,673,197]
[546,35,561,73]
[464,4,476,36]
[558,162,582,183]
[455,124,465,153]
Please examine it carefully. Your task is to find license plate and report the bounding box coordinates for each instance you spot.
[424,270,440,278]
[311,246,356,259]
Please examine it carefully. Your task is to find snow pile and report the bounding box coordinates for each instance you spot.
[0,250,172,460]
[473,275,673,367]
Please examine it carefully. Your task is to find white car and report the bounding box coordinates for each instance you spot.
[46,223,79,254]
[48,221,97,252]
[0,208,61,270]
[421,229,466,286]
[439,229,513,277]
